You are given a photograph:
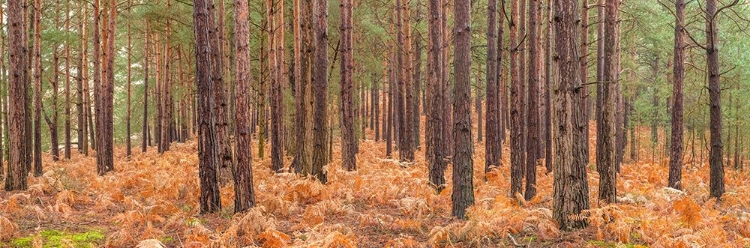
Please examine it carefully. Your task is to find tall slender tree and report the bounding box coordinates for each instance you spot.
[668,0,685,190]
[126,0,132,157]
[485,0,501,173]
[597,0,618,204]
[233,0,256,212]
[426,0,445,190]
[292,0,314,175]
[32,0,42,177]
[509,0,524,197]
[340,0,357,171]
[525,0,540,200]
[193,0,221,213]
[452,0,474,219]
[142,21,150,153]
[77,2,88,156]
[311,0,330,182]
[64,0,72,160]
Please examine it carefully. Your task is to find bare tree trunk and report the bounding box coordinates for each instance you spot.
[233,0,256,212]
[426,0,446,191]
[193,0,221,213]
[6,0,29,191]
[269,0,286,172]
[210,0,233,176]
[125,0,132,157]
[77,2,88,156]
[92,0,103,172]
[292,0,314,175]
[452,0,474,219]
[510,0,525,197]
[485,0,500,172]
[525,0,540,201]
[579,0,590,165]
[32,0,42,176]
[442,0,452,158]
[543,0,552,174]
[160,1,173,153]
[397,0,414,161]
[340,0,357,171]
[311,0,330,182]
[142,21,150,153]
[553,0,590,230]
[706,0,724,199]
[0,4,5,178]
[597,0,618,204]
[668,0,685,189]
[64,0,72,160]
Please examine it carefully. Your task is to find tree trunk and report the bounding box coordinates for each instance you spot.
[580,0,590,165]
[233,0,256,212]
[193,0,221,213]
[92,0,103,173]
[476,76,482,143]
[426,0,445,190]
[706,0,724,199]
[142,21,150,153]
[160,1,173,153]
[543,0,552,174]
[553,0,590,230]
[595,0,604,171]
[210,0,233,176]
[340,0,356,171]
[64,0,72,160]
[525,0,540,201]
[5,0,29,191]
[311,0,330,182]
[597,0,618,204]
[77,2,87,156]
[258,19,267,159]
[452,0,474,219]
[0,4,5,178]
[510,0,525,197]
[49,0,60,161]
[397,0,414,162]
[485,0,500,172]
[668,0,685,189]
[292,0,314,175]
[412,23,422,150]
[442,0,452,158]
[32,0,42,176]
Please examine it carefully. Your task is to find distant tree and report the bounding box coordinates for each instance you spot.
[142,21,150,154]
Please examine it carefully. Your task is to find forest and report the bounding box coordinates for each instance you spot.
[0,0,750,246]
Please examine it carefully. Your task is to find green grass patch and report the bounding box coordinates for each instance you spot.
[8,229,105,248]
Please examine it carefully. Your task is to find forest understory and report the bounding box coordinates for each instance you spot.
[2,121,749,247]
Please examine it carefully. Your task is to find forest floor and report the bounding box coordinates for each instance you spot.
[2,125,750,247]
